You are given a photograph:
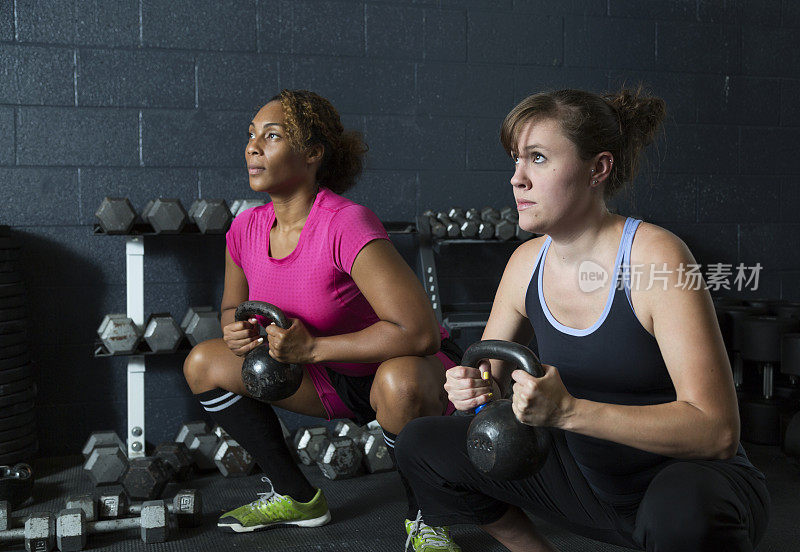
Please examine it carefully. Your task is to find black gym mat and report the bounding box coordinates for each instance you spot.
[6,443,797,551]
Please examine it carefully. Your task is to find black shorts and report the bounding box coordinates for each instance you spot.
[325,337,463,426]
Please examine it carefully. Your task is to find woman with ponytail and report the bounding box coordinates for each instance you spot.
[396,88,770,552]
[181,90,462,540]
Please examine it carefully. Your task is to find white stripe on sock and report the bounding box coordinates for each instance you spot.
[383,433,395,447]
[203,394,243,412]
[199,391,235,406]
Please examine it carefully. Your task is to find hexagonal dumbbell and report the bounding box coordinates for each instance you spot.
[480,207,515,241]
[143,313,183,354]
[188,199,232,234]
[180,306,223,347]
[205,425,256,477]
[98,489,202,528]
[229,199,267,218]
[95,197,137,234]
[294,427,329,466]
[153,442,193,480]
[175,421,218,471]
[121,457,172,500]
[56,500,168,550]
[361,429,394,474]
[0,511,55,551]
[332,420,366,444]
[142,198,187,234]
[82,431,128,486]
[96,314,141,354]
[316,437,363,480]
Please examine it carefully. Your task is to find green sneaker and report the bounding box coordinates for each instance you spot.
[217,477,331,533]
[405,511,462,551]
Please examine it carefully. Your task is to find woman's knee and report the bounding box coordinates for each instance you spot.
[183,340,217,391]
[636,462,748,551]
[371,357,443,413]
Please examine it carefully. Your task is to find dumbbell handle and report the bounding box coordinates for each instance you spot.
[0,526,25,540]
[88,517,142,533]
[129,502,178,516]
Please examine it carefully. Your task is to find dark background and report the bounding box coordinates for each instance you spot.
[0,0,798,456]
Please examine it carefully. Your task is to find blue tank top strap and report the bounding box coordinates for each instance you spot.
[621,217,643,307]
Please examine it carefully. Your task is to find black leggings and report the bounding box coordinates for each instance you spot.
[395,416,770,551]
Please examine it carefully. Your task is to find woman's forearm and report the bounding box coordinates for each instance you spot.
[311,320,440,364]
[561,399,737,460]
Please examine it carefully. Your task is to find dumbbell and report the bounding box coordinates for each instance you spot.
[175,421,217,471]
[433,212,461,238]
[56,500,168,550]
[82,432,128,486]
[180,306,223,347]
[480,207,515,241]
[293,427,330,466]
[446,208,479,238]
[121,456,172,500]
[98,489,203,528]
[141,198,187,234]
[419,211,447,239]
[152,442,193,480]
[0,511,55,551]
[143,313,183,354]
[316,436,363,480]
[95,197,137,234]
[188,199,232,234]
[464,208,495,240]
[332,421,393,474]
[175,421,254,476]
[96,314,141,354]
[229,199,268,218]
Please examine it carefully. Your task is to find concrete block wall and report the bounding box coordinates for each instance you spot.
[0,0,797,455]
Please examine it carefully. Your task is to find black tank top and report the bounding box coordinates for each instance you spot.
[525,217,755,505]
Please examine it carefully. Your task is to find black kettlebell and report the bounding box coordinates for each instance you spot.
[464,340,551,480]
[235,301,303,402]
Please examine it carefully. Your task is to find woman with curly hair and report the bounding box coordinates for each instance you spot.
[182,90,461,542]
[396,88,770,552]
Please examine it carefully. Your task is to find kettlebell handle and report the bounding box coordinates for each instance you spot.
[462,340,544,413]
[462,340,544,378]
[234,301,290,330]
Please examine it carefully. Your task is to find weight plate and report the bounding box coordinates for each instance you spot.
[0,354,29,370]
[0,441,38,465]
[0,295,26,310]
[0,401,34,419]
[0,330,25,348]
[0,261,18,273]
[0,364,33,385]
[0,284,24,298]
[0,385,36,408]
[0,409,35,431]
[0,377,34,397]
[0,237,20,250]
[0,422,35,443]
[0,273,20,285]
[0,433,36,454]
[0,250,19,262]
[0,307,26,323]
[0,344,27,360]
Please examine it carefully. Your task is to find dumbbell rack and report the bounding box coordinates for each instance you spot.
[125,236,146,459]
[414,215,527,334]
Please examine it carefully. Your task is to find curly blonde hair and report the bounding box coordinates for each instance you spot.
[500,86,666,199]
[270,90,368,194]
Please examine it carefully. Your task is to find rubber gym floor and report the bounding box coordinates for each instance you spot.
[9,441,797,551]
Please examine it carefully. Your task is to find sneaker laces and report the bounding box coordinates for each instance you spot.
[405,510,452,551]
[253,476,285,508]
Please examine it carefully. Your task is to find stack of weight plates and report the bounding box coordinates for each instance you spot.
[0,228,37,463]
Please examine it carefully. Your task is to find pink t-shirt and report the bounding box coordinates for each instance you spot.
[226,187,419,377]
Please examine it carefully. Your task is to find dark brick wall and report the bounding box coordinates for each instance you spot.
[0,0,797,456]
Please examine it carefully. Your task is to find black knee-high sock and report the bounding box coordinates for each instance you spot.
[383,429,419,520]
[196,389,316,502]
